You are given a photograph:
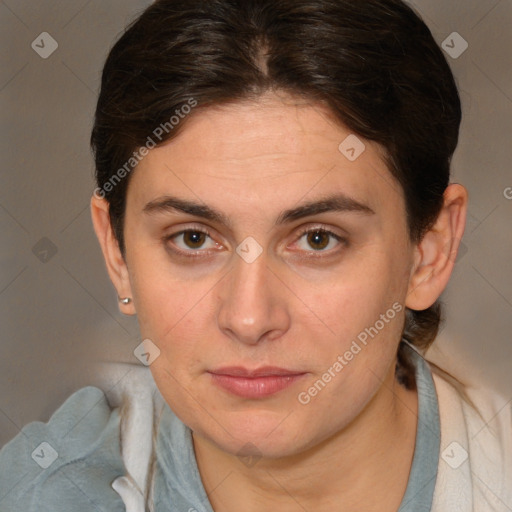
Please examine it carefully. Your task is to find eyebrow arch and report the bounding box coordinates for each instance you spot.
[142,193,374,227]
[143,196,232,227]
[276,194,375,224]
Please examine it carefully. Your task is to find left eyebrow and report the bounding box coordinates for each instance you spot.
[275,193,375,225]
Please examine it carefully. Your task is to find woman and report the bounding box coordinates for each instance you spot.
[1,0,510,510]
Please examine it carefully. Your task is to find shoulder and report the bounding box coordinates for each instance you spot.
[462,382,512,508]
[0,386,126,512]
[432,369,512,510]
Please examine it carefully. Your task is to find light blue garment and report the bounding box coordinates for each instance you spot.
[0,387,126,511]
[398,344,440,511]
[0,344,439,511]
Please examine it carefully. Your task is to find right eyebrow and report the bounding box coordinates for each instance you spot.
[143,195,233,228]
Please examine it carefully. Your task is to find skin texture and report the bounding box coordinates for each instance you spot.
[91,91,467,511]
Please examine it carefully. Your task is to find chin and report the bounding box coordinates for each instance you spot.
[196,409,317,460]
[214,432,307,462]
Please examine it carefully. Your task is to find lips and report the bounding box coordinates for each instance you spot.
[208,366,307,399]
[210,366,304,378]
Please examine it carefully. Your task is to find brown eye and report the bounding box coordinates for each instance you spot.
[293,227,346,255]
[167,229,219,254]
[183,231,207,249]
[306,231,330,251]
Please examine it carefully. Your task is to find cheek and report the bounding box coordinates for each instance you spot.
[135,282,216,365]
[288,249,408,413]
[291,276,405,430]
[128,241,210,334]
[296,251,406,345]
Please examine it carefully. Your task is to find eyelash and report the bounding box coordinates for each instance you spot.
[164,225,347,259]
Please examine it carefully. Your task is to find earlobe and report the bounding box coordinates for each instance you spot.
[90,195,136,315]
[406,184,468,311]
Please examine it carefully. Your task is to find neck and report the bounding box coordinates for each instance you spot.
[193,365,418,512]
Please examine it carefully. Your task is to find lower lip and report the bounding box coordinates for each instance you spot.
[209,373,306,399]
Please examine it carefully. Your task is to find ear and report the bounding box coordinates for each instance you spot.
[406,183,468,310]
[90,195,136,315]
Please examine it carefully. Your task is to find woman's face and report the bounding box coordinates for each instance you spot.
[123,92,416,458]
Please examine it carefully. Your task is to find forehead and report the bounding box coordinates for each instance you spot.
[128,92,403,219]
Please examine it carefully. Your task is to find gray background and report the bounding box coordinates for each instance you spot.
[0,0,511,447]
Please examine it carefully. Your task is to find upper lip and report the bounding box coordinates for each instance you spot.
[208,366,305,378]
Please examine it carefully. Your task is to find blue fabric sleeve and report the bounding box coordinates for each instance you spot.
[0,387,126,512]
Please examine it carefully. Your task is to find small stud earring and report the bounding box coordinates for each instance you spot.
[118,297,132,305]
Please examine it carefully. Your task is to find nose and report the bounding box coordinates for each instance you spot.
[216,252,291,346]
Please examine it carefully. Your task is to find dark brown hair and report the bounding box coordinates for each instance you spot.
[91,0,461,387]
